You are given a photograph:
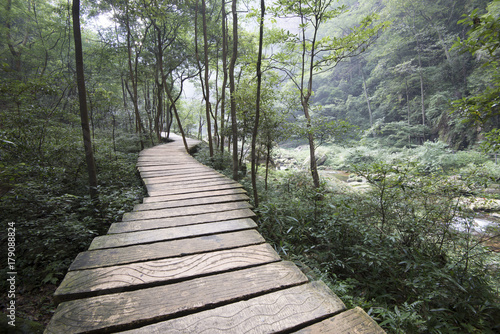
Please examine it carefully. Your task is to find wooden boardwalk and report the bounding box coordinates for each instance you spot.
[45,134,385,333]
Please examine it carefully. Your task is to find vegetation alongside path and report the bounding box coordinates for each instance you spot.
[195,142,500,333]
[0,131,147,327]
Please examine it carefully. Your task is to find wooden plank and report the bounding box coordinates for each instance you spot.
[294,307,386,334]
[136,161,199,167]
[140,172,219,181]
[139,165,213,174]
[108,209,256,234]
[137,156,195,163]
[143,175,229,187]
[134,193,249,211]
[120,281,346,334]
[140,171,220,183]
[69,229,265,270]
[141,187,247,204]
[89,219,257,250]
[122,201,252,221]
[138,164,209,172]
[146,182,244,197]
[45,261,308,334]
[146,179,240,193]
[140,170,213,178]
[54,244,281,303]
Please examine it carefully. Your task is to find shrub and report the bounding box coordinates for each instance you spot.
[253,162,500,333]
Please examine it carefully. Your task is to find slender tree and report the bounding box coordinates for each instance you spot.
[220,0,228,153]
[274,0,384,188]
[251,0,265,207]
[202,0,214,157]
[229,0,239,180]
[72,0,98,201]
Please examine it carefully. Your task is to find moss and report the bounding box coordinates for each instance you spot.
[0,316,44,334]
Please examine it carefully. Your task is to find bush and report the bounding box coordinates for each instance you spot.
[254,163,500,333]
[0,130,145,291]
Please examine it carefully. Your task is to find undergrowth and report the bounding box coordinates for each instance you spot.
[0,131,146,324]
[195,143,500,333]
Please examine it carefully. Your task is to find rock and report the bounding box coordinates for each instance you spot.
[458,197,500,212]
[347,174,366,183]
[0,316,44,334]
[317,154,327,166]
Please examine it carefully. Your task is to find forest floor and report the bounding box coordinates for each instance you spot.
[0,284,55,332]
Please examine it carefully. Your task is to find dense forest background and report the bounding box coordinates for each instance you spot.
[1,0,499,332]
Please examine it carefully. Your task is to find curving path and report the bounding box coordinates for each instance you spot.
[45,134,385,333]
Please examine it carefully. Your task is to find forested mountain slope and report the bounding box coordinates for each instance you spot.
[311,0,497,150]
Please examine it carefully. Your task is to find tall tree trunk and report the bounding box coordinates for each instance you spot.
[229,0,239,181]
[301,13,320,189]
[405,76,411,145]
[220,1,228,153]
[251,0,265,207]
[163,75,189,152]
[412,21,426,140]
[125,8,144,150]
[5,0,27,73]
[72,0,98,201]
[202,0,214,157]
[360,65,373,127]
[154,26,164,142]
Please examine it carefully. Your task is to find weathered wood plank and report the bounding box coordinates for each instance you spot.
[45,261,308,334]
[89,219,257,250]
[136,161,198,168]
[137,156,195,162]
[140,172,215,180]
[69,229,265,270]
[294,306,386,334]
[140,172,220,183]
[141,187,247,204]
[120,281,345,334]
[134,193,249,211]
[108,209,256,234]
[146,179,240,193]
[143,175,229,188]
[146,182,244,197]
[138,163,209,172]
[55,244,281,303]
[139,166,214,175]
[122,201,252,221]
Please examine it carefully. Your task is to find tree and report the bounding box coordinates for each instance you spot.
[72,0,98,201]
[229,0,239,181]
[273,0,385,188]
[250,0,265,207]
[452,0,500,151]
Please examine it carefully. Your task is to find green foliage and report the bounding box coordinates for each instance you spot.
[451,0,500,152]
[0,131,145,291]
[253,156,500,333]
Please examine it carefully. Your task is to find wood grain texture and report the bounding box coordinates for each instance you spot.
[138,164,210,172]
[143,175,230,188]
[146,183,245,197]
[108,209,256,234]
[70,229,266,270]
[139,167,215,178]
[141,172,222,184]
[122,202,252,221]
[120,281,346,334]
[89,219,257,250]
[145,179,240,193]
[55,244,281,303]
[141,187,247,204]
[294,307,386,334]
[134,193,249,211]
[45,261,308,334]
